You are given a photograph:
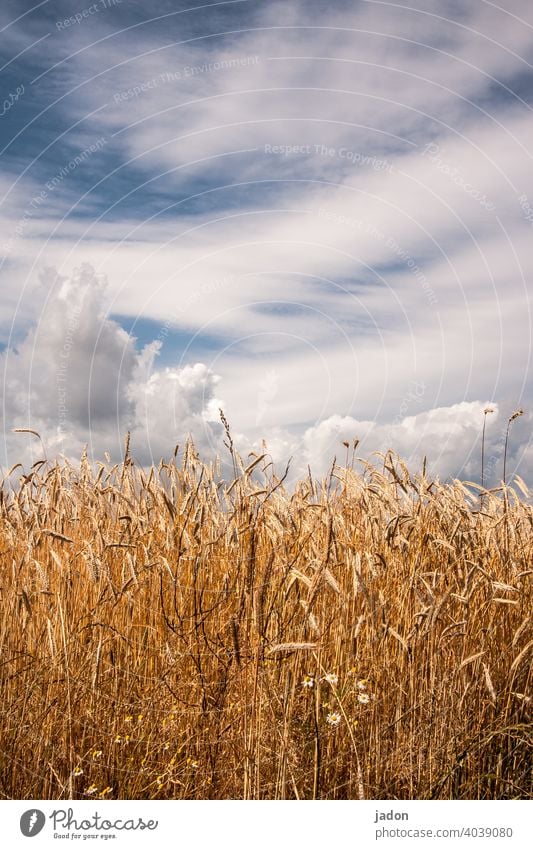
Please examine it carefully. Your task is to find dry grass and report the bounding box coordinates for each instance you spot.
[0,442,531,800]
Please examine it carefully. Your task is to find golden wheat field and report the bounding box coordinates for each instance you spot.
[0,439,531,801]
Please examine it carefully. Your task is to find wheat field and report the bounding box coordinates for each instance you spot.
[0,439,531,800]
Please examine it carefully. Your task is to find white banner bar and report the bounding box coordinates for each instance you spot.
[2,800,530,848]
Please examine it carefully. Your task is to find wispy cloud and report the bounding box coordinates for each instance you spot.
[0,0,531,480]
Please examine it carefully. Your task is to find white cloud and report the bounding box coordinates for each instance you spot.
[0,1,531,482]
[1,264,529,485]
[128,352,223,465]
[244,400,531,486]
[0,264,222,470]
[301,402,494,481]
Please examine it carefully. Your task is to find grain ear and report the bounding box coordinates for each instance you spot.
[1,443,530,799]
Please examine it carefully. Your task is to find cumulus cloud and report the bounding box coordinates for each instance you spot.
[0,265,222,469]
[1,264,529,486]
[128,349,222,465]
[302,402,500,482]
[247,401,531,486]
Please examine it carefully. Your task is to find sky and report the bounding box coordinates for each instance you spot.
[0,0,532,483]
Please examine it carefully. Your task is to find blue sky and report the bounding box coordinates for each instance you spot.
[1,0,532,481]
